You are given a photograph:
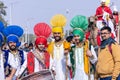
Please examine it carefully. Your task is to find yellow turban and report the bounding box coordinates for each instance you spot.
[50,14,67,36]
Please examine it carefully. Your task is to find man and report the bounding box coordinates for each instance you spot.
[17,23,51,79]
[48,14,71,80]
[70,15,97,80]
[95,26,120,80]
[3,25,27,80]
[95,0,114,31]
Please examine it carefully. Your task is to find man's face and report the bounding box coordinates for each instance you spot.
[37,43,45,51]
[74,35,80,44]
[100,29,111,40]
[101,2,105,7]
[53,32,61,42]
[8,42,17,51]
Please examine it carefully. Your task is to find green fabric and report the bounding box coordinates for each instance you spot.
[69,46,76,78]
[70,15,88,31]
[73,29,85,41]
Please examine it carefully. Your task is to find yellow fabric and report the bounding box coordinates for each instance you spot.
[52,27,64,37]
[52,27,63,33]
[47,41,54,58]
[63,41,71,50]
[105,0,110,6]
[47,41,71,59]
[50,14,67,38]
[50,14,67,28]
[83,40,90,74]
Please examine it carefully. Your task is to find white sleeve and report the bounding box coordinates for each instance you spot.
[89,45,98,64]
[66,53,71,67]
[17,59,27,76]
[49,56,55,71]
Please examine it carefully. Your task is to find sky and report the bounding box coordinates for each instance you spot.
[2,0,120,34]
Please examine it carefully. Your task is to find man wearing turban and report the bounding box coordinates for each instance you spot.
[3,25,27,80]
[70,15,97,80]
[95,0,114,30]
[17,22,52,79]
[48,14,71,80]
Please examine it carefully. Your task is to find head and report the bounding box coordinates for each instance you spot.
[8,41,17,51]
[24,43,29,48]
[28,43,33,50]
[100,0,106,7]
[100,26,111,41]
[35,37,47,51]
[52,27,63,42]
[73,29,85,44]
[66,36,73,43]
[7,35,21,47]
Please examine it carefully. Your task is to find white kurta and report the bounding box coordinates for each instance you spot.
[0,51,5,80]
[50,44,71,80]
[73,46,97,80]
[8,51,27,80]
[73,47,88,80]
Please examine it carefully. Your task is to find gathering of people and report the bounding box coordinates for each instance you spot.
[0,0,120,80]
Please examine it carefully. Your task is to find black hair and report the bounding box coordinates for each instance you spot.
[100,26,111,33]
[66,36,73,42]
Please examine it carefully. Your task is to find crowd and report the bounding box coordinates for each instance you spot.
[0,0,120,80]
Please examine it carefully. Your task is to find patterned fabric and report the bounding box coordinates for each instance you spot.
[27,51,50,74]
[4,50,24,77]
[69,40,90,78]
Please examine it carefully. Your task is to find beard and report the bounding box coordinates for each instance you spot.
[9,45,17,51]
[54,36,61,42]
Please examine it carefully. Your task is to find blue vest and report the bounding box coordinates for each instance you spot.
[3,50,25,77]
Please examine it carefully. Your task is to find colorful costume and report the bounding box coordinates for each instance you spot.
[18,23,51,77]
[48,14,71,80]
[70,15,97,80]
[3,25,27,80]
[95,0,115,36]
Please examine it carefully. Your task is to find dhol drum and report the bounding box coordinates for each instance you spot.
[20,69,54,80]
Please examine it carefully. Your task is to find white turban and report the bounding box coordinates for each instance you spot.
[100,0,106,2]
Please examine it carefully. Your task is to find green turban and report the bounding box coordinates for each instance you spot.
[70,15,88,41]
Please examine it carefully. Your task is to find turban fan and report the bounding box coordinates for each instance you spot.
[3,25,24,47]
[34,22,51,47]
[70,15,88,41]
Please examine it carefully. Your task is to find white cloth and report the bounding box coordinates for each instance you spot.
[73,47,88,80]
[8,51,27,80]
[50,44,71,80]
[73,46,97,80]
[0,51,5,80]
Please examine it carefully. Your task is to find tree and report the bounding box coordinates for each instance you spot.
[0,1,7,26]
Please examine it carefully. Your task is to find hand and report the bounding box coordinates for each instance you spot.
[52,70,56,76]
[86,50,93,57]
[5,76,12,80]
[64,49,69,56]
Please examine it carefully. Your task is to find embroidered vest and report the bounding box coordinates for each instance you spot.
[27,51,50,74]
[3,50,25,77]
